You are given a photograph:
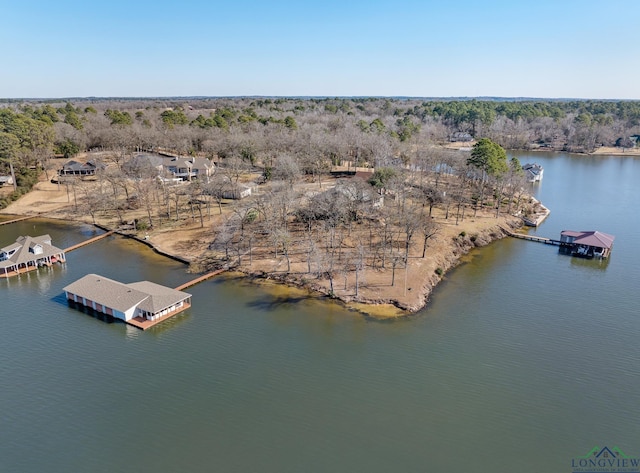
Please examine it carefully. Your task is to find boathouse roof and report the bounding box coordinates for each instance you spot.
[560,230,615,249]
[127,280,192,313]
[63,274,192,314]
[0,235,63,268]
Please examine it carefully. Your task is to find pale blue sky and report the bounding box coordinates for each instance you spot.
[1,0,638,99]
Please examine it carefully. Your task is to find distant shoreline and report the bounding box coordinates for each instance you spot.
[445,142,640,157]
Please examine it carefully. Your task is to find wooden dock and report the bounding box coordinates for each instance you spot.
[64,230,116,253]
[126,303,191,330]
[174,269,225,291]
[0,263,49,279]
[504,229,566,246]
[506,228,614,259]
[0,215,34,226]
[122,268,225,330]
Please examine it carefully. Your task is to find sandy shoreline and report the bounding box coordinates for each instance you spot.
[445,142,640,157]
[590,146,640,156]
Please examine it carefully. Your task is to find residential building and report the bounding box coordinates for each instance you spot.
[63,273,192,323]
[59,160,104,176]
[0,235,66,277]
[522,163,544,182]
[127,154,215,181]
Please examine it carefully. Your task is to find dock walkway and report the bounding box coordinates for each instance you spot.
[64,230,116,253]
[0,215,34,226]
[126,303,192,330]
[124,270,225,331]
[504,229,566,247]
[121,269,224,331]
[174,269,225,291]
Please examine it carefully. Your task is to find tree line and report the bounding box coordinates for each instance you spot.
[1,96,578,297]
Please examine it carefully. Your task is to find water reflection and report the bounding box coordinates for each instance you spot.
[246,294,319,311]
[124,324,142,340]
[566,253,611,271]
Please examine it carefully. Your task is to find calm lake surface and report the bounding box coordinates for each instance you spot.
[1,152,639,472]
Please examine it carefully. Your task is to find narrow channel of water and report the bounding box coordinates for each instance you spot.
[1,152,639,472]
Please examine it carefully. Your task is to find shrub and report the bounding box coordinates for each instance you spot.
[435,267,444,276]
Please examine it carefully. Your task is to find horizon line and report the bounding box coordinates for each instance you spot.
[2,95,639,102]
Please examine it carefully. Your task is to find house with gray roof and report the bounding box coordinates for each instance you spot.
[523,163,544,182]
[63,273,192,325]
[59,159,105,176]
[127,154,215,182]
[163,156,215,181]
[0,234,66,278]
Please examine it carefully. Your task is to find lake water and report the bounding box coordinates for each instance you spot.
[1,152,639,472]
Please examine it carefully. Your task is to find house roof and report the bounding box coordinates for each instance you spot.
[189,157,214,172]
[523,163,543,174]
[127,280,192,313]
[64,274,149,313]
[561,230,615,249]
[15,234,52,246]
[61,160,98,171]
[165,156,214,171]
[523,163,543,170]
[0,235,63,269]
[63,274,191,314]
[129,154,214,176]
[1,241,23,253]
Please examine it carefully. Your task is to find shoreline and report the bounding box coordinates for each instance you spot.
[232,217,522,317]
[444,142,640,157]
[137,214,523,317]
[1,209,524,318]
[1,149,536,318]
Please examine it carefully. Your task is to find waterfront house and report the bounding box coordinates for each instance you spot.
[127,154,215,182]
[0,235,66,277]
[560,230,615,258]
[523,163,544,182]
[63,273,192,324]
[59,160,104,177]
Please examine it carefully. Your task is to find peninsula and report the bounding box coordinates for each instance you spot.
[3,97,637,315]
[1,145,528,316]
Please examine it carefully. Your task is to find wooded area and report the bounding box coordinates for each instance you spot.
[1,97,638,309]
